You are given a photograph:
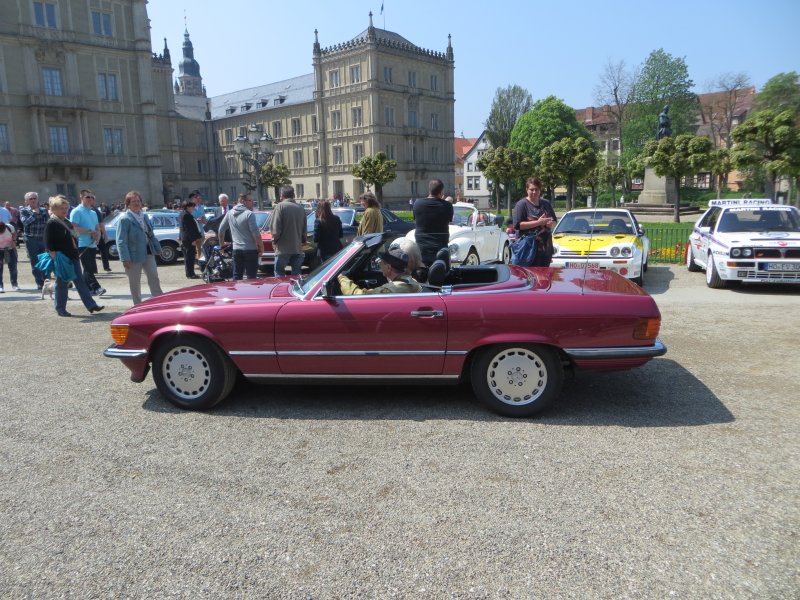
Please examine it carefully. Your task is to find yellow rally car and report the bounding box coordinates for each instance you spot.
[551,209,650,286]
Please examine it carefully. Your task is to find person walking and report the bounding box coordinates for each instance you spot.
[69,189,106,297]
[313,200,343,261]
[43,195,104,317]
[0,220,19,292]
[357,192,384,236]
[116,191,163,305]
[92,196,112,272]
[270,186,306,276]
[179,200,202,279]
[218,193,264,280]
[18,191,50,290]
[413,179,454,266]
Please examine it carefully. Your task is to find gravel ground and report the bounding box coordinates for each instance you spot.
[0,259,797,599]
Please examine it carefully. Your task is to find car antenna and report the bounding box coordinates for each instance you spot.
[582,200,602,296]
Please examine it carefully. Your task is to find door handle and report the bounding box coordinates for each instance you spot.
[410,309,444,318]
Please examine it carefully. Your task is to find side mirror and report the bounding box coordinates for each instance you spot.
[494,215,504,226]
[322,278,337,300]
[638,226,645,236]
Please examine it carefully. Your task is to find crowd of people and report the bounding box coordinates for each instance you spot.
[0,178,554,308]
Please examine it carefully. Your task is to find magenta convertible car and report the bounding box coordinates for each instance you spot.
[105,233,666,417]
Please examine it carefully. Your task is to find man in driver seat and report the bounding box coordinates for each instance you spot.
[337,247,423,295]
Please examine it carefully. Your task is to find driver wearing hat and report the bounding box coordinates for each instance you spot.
[337,247,423,295]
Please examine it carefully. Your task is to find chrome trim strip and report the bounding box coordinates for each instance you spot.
[103,345,147,360]
[229,351,278,356]
[279,350,446,357]
[243,374,460,381]
[564,339,667,360]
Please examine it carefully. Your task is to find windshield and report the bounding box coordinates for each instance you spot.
[295,242,363,296]
[257,211,273,231]
[104,212,123,227]
[716,208,800,233]
[452,206,474,226]
[555,212,635,235]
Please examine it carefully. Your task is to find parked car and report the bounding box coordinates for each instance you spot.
[105,210,183,265]
[406,202,510,265]
[550,208,650,286]
[354,207,415,235]
[103,232,666,418]
[686,198,800,288]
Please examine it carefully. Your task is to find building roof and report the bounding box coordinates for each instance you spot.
[350,27,418,48]
[208,73,315,120]
[454,137,478,164]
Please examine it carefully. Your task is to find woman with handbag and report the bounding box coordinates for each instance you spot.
[0,220,19,292]
[43,195,104,316]
[313,200,343,261]
[116,191,164,305]
[512,177,556,267]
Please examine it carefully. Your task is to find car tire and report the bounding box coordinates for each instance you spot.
[501,243,511,264]
[152,335,237,410]
[705,253,726,288]
[464,248,480,266]
[686,244,701,272]
[471,344,563,418]
[157,242,179,265]
[106,241,119,260]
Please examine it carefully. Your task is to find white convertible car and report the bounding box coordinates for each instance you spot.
[406,202,511,265]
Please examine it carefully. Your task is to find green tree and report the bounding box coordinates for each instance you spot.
[510,96,591,168]
[539,138,598,210]
[731,109,800,201]
[476,147,535,214]
[644,133,713,222]
[259,162,291,205]
[709,148,732,198]
[484,85,533,149]
[351,152,397,203]
[754,72,800,114]
[623,49,698,164]
[598,161,626,206]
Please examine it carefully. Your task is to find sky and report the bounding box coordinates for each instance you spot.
[147,0,800,138]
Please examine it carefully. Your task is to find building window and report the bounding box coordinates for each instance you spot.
[353,143,364,162]
[408,71,417,88]
[34,1,57,28]
[328,69,340,88]
[224,129,233,145]
[272,121,282,139]
[331,110,342,130]
[431,146,439,163]
[97,73,118,101]
[411,181,419,197]
[352,106,362,127]
[385,144,395,160]
[611,139,620,151]
[467,177,474,191]
[333,146,344,165]
[293,150,304,167]
[411,144,418,163]
[430,74,438,92]
[316,183,321,198]
[296,184,304,198]
[103,127,123,155]
[238,126,246,137]
[408,110,417,128]
[311,115,318,133]
[350,64,361,84]
[430,113,439,130]
[226,156,236,174]
[291,118,301,136]
[313,147,320,167]
[43,68,63,96]
[477,150,485,159]
[384,106,395,127]
[383,66,392,83]
[467,162,473,171]
[91,11,112,36]
[0,124,9,152]
[273,152,284,165]
[56,183,77,201]
[48,125,69,153]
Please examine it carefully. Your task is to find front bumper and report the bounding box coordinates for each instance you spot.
[551,256,643,279]
[717,260,800,283]
[104,344,150,382]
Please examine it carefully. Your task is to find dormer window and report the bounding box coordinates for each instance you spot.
[274,96,286,106]
[241,103,252,112]
[257,100,268,108]
[225,107,236,115]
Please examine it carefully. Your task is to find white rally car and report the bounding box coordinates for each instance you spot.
[686,199,800,288]
[407,202,511,265]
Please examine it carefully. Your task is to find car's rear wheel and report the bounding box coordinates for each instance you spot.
[705,253,726,288]
[464,248,480,265]
[157,242,179,265]
[471,344,563,417]
[686,243,701,272]
[152,335,237,410]
[501,242,511,264]
[106,241,119,260]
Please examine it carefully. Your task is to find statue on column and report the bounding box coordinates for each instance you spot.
[656,105,672,140]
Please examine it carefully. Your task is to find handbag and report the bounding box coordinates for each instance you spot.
[511,234,537,266]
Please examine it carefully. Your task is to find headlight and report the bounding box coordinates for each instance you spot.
[552,245,560,255]
[731,247,753,258]
[448,243,459,259]
[610,247,620,257]
[621,246,632,257]
[742,248,753,258]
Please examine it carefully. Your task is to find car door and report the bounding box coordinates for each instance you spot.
[476,210,499,259]
[696,208,720,267]
[274,292,447,375]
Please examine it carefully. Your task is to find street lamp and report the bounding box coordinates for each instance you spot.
[234,123,276,209]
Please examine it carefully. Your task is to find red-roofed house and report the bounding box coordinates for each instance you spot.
[454,136,477,199]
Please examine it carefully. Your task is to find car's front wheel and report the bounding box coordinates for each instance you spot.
[705,253,726,288]
[471,344,563,417]
[157,242,179,265]
[152,335,237,410]
[686,244,701,272]
[464,248,480,265]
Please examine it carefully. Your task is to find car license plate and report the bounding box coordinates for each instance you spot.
[766,262,800,271]
[565,262,600,269]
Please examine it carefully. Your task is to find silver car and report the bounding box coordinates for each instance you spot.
[104,210,183,265]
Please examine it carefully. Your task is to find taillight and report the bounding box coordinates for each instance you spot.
[110,324,129,345]
[633,317,660,340]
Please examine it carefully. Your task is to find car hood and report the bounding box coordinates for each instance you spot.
[553,233,641,250]
[714,231,800,245]
[122,278,294,314]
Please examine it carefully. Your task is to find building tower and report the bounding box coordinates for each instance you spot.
[176,28,204,97]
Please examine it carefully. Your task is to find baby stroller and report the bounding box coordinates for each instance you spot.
[200,233,233,283]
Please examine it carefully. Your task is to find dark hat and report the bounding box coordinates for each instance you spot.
[188,190,201,199]
[378,247,409,271]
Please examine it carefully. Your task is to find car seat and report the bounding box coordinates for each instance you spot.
[607,218,629,234]
[717,212,740,232]
[434,247,451,271]
[426,259,448,289]
[573,218,590,233]
[757,211,782,230]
